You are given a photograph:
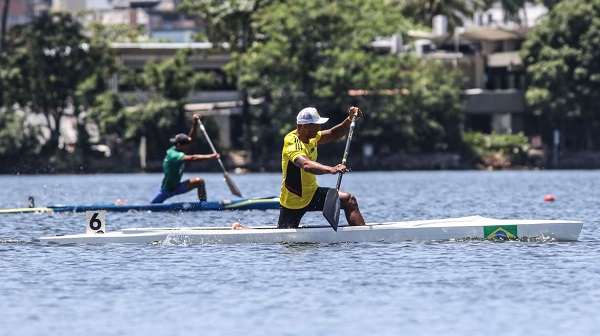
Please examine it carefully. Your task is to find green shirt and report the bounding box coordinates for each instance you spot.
[160,146,186,191]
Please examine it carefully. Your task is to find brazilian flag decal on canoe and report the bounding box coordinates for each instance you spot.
[484,225,518,239]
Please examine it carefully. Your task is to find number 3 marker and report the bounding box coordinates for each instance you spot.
[86,211,106,234]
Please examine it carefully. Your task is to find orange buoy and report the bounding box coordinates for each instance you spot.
[544,194,555,202]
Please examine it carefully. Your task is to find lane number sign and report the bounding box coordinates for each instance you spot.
[86,211,106,234]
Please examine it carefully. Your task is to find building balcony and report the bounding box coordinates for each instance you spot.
[464,88,526,115]
[111,42,231,70]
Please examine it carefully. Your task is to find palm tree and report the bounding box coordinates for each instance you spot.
[469,0,530,27]
[498,0,528,26]
[537,0,561,10]
[484,0,557,27]
[397,0,475,32]
[398,0,552,31]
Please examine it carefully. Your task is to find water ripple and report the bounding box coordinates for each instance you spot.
[0,171,599,335]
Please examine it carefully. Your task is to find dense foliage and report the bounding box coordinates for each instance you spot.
[521,0,600,149]
[463,132,530,168]
[0,0,584,173]
[213,0,466,158]
[89,48,217,160]
[0,12,116,171]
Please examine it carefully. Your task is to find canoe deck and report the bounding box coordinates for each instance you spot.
[39,215,583,245]
[0,196,279,214]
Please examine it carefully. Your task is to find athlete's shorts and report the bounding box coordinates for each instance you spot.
[150,180,190,204]
[278,187,332,229]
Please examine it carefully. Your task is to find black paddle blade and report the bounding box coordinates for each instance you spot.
[323,188,341,231]
[223,172,242,197]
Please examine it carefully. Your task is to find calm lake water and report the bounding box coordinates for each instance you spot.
[1,171,599,335]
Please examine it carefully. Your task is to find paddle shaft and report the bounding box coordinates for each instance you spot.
[322,114,358,230]
[197,119,227,172]
[197,119,242,197]
[335,115,357,190]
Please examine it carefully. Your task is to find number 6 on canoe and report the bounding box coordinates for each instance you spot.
[323,115,357,231]
[197,119,243,198]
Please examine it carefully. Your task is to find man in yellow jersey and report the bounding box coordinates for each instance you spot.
[278,106,366,228]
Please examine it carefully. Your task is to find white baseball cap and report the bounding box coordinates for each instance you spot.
[296,107,329,125]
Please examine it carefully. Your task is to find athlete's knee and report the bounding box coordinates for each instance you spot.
[340,192,359,208]
[348,194,359,207]
[190,177,205,186]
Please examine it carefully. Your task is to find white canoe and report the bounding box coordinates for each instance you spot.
[39,215,583,245]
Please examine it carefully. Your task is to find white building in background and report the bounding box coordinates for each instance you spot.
[400,1,550,137]
[51,0,175,11]
[47,0,198,43]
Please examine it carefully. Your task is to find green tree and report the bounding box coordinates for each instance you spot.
[357,57,465,153]
[476,1,564,27]
[178,0,270,153]
[0,107,40,155]
[234,0,464,157]
[80,22,138,162]
[231,0,401,155]
[397,0,475,31]
[497,0,560,26]
[87,22,146,43]
[538,0,561,10]
[88,49,216,161]
[178,0,264,50]
[521,0,600,149]
[398,0,550,31]
[498,0,528,25]
[0,106,45,173]
[0,12,116,162]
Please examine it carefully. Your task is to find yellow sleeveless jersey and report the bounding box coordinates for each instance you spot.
[280,130,322,209]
